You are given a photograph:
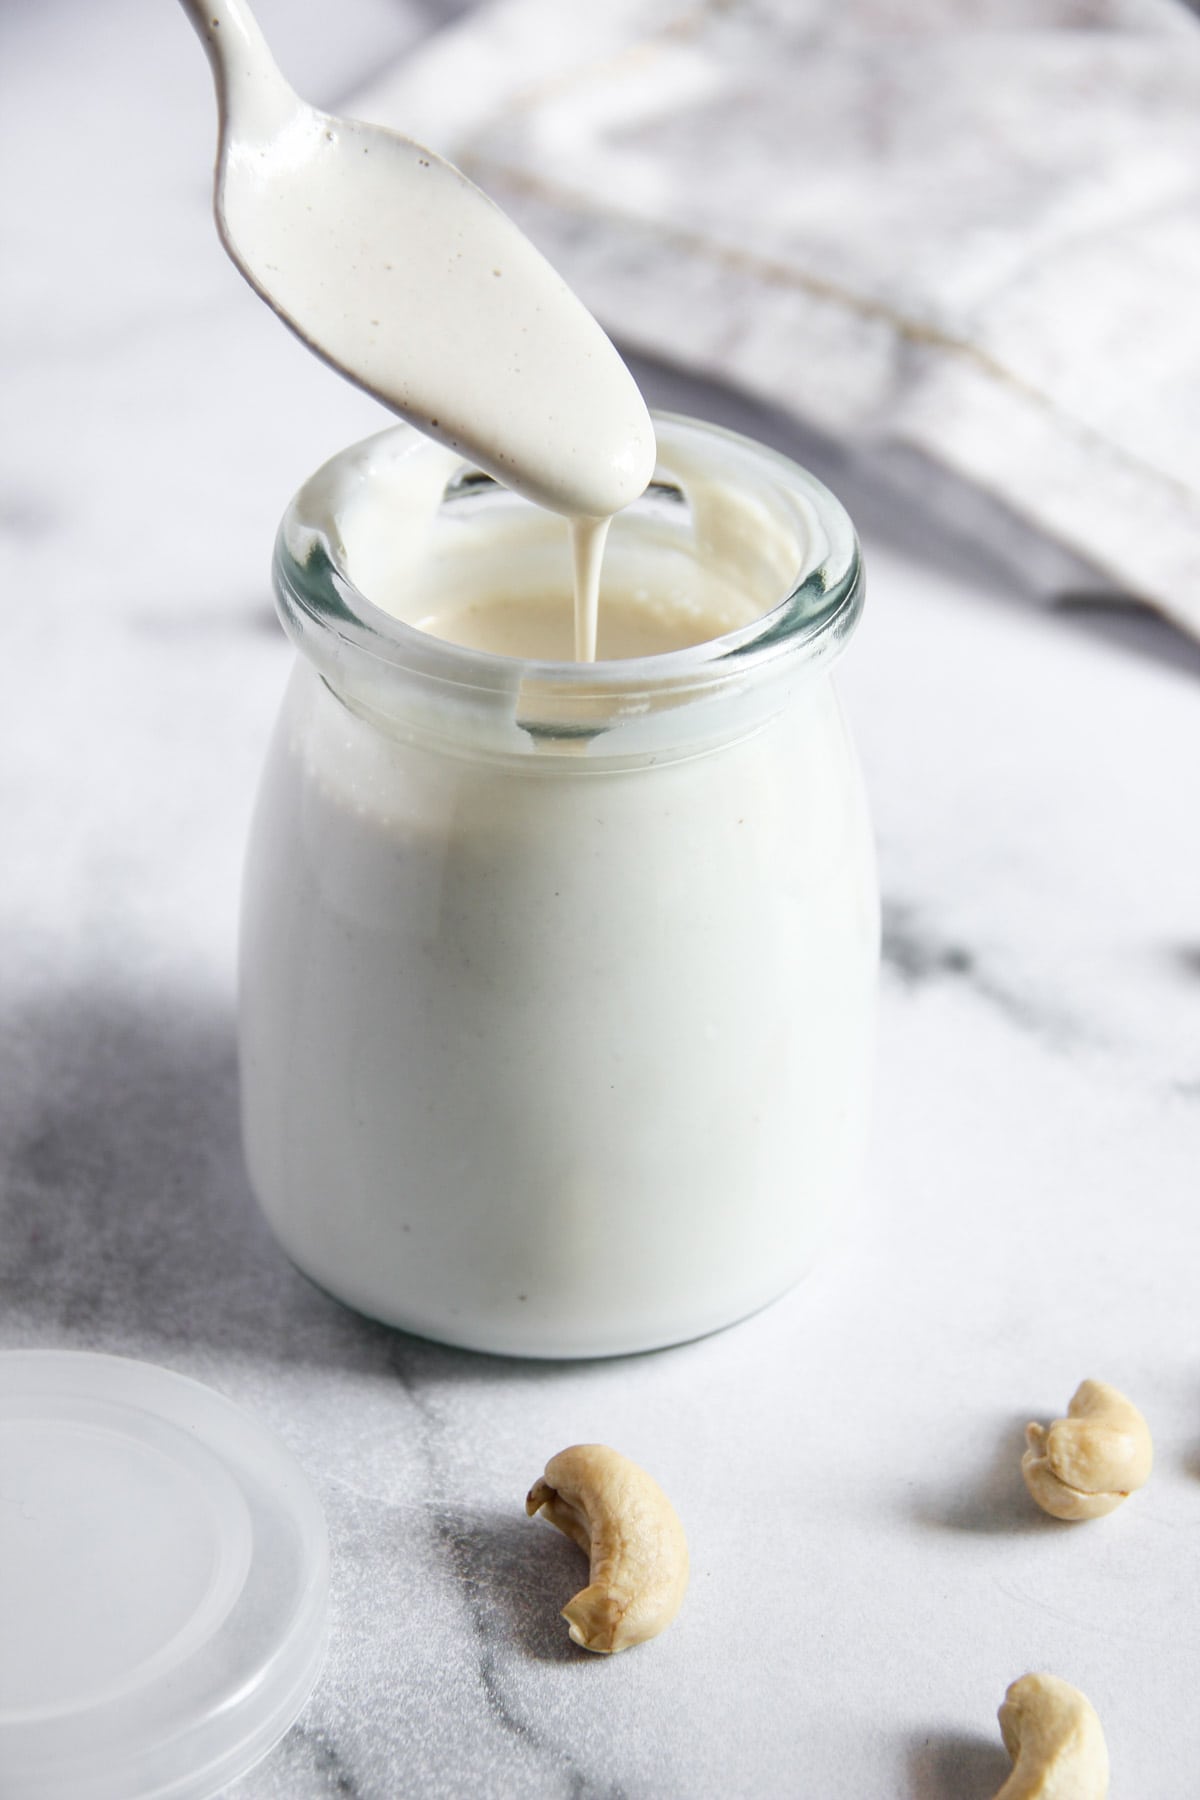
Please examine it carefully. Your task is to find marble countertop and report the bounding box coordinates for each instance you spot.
[3,2,1199,1795]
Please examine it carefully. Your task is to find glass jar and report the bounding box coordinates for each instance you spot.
[239,414,878,1357]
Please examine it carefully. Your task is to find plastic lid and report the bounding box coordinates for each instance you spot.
[0,1350,329,1800]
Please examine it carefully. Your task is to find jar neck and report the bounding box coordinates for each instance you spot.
[273,414,863,762]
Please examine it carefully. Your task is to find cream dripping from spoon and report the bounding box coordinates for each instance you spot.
[179,0,655,659]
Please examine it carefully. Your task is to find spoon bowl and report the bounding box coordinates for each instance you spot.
[179,0,655,519]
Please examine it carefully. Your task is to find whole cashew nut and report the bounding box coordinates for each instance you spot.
[526,1444,689,1653]
[1022,1380,1152,1520]
[994,1673,1109,1799]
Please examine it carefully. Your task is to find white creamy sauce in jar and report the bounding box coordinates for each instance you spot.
[239,427,879,1356]
[243,671,876,1356]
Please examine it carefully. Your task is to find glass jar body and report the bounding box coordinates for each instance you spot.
[240,655,877,1357]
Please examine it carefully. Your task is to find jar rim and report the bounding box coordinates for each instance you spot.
[273,413,863,709]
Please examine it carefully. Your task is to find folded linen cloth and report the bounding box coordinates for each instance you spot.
[355,0,1200,637]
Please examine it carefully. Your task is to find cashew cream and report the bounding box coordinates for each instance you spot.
[239,420,879,1357]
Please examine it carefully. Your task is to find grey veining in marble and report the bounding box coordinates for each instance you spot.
[3,2,1200,1796]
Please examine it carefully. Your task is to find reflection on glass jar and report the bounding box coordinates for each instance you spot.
[239,414,879,1357]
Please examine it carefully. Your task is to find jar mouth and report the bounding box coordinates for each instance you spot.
[273,413,862,710]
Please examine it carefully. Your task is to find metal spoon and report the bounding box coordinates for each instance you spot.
[178,0,654,518]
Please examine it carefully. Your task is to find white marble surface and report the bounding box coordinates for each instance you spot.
[2,2,1200,1796]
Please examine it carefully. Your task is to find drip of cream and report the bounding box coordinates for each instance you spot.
[569,517,611,663]
[180,0,655,660]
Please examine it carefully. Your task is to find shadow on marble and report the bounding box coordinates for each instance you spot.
[881,899,976,990]
[434,1504,593,1666]
[906,1730,1011,1799]
[0,485,62,543]
[1051,592,1200,684]
[911,1414,1065,1537]
[0,983,683,1393]
[880,898,1085,1054]
[384,1313,707,1409]
[1166,942,1200,984]
[0,984,374,1368]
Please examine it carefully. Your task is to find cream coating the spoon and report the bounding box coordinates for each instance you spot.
[178,0,655,524]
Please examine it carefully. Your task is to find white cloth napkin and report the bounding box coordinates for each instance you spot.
[355,0,1200,637]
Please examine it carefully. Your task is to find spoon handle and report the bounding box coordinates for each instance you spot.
[176,0,297,138]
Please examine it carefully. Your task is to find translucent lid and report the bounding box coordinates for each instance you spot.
[0,1351,330,1800]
